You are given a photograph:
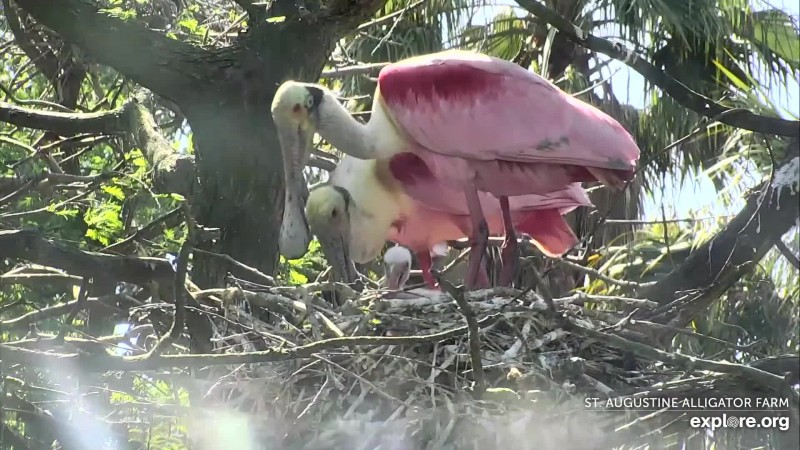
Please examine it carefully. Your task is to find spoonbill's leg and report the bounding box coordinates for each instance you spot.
[416,251,438,289]
[454,222,491,289]
[476,259,491,288]
[498,196,518,287]
[464,186,490,290]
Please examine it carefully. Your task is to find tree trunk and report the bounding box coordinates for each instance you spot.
[15,0,387,289]
[180,28,336,286]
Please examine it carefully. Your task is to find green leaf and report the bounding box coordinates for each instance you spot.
[289,269,307,284]
[711,59,750,91]
[751,10,800,66]
[102,185,126,201]
[54,208,80,218]
[178,17,199,33]
[100,7,136,21]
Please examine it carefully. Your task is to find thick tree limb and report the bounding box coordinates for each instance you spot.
[3,0,59,81]
[0,229,213,350]
[748,356,800,384]
[774,237,800,269]
[640,139,800,312]
[0,229,177,286]
[0,294,138,332]
[0,99,195,197]
[516,0,800,137]
[13,0,209,105]
[0,101,128,135]
[13,0,390,287]
[568,319,789,392]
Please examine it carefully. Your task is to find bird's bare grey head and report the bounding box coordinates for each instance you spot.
[383,245,412,290]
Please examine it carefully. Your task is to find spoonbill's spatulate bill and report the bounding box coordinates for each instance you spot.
[272,49,640,287]
[304,155,591,290]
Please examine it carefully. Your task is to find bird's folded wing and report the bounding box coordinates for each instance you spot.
[378,51,639,172]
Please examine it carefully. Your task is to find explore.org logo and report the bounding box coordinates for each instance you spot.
[690,414,790,432]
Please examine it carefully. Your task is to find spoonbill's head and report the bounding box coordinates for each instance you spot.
[306,185,358,284]
[271,81,327,259]
[271,81,326,157]
[383,246,412,291]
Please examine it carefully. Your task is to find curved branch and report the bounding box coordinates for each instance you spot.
[515,0,800,137]
[0,101,128,135]
[0,99,195,197]
[14,0,210,104]
[0,229,213,350]
[0,229,177,286]
[2,0,58,81]
[640,138,800,315]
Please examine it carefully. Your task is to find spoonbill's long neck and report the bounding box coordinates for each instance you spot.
[317,94,378,160]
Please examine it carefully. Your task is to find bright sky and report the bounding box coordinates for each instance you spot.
[607,0,800,220]
[469,0,799,221]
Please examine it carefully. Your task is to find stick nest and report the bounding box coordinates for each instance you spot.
[152,282,797,450]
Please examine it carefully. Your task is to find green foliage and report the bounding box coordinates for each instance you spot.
[0,0,797,447]
[583,217,799,357]
[277,239,327,284]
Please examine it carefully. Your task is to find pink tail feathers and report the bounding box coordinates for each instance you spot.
[514,209,579,257]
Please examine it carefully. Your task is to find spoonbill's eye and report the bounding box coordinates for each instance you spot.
[306,95,315,110]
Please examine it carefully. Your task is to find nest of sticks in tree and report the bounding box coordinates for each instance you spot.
[2,254,798,449]
[132,277,797,450]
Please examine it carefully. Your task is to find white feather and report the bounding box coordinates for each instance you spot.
[430,242,449,257]
[384,245,413,266]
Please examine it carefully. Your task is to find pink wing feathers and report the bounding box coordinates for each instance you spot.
[387,152,591,217]
[378,51,640,194]
[388,197,584,258]
[385,168,590,257]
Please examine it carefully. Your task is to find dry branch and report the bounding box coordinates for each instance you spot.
[568,319,790,392]
[0,229,176,286]
[0,276,795,447]
[321,62,389,78]
[0,294,138,332]
[0,98,195,198]
[0,313,502,372]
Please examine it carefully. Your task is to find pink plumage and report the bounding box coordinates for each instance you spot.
[378,51,640,196]
[385,180,590,288]
[368,50,640,288]
[387,183,589,257]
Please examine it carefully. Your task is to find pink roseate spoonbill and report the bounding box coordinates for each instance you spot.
[271,49,639,286]
[304,155,591,289]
